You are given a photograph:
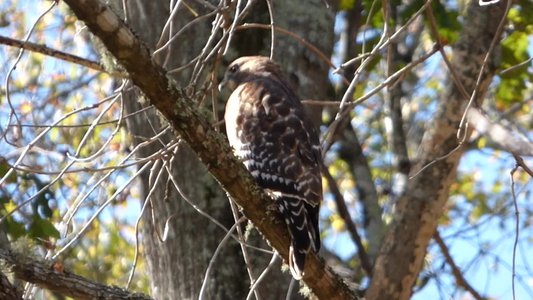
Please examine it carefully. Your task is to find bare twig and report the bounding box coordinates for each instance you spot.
[68,87,125,162]
[510,162,520,300]
[455,0,512,140]
[53,161,153,259]
[246,253,278,300]
[9,104,153,129]
[198,218,245,300]
[512,154,533,178]
[499,57,533,75]
[164,159,273,255]
[229,198,261,300]
[2,1,57,143]
[265,0,275,60]
[0,35,127,77]
[424,2,469,101]
[324,44,440,154]
[236,23,349,85]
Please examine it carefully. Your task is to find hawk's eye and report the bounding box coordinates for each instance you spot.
[229,65,239,73]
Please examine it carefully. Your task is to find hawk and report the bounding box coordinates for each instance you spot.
[219,56,322,279]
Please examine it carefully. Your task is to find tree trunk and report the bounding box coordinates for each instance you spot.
[117,0,336,299]
[366,2,507,299]
[118,2,247,299]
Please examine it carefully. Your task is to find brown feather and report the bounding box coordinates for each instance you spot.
[223,56,322,279]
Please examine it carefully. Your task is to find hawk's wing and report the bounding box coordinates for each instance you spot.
[225,79,322,206]
[224,77,322,279]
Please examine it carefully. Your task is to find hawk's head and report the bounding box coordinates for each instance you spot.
[219,56,283,91]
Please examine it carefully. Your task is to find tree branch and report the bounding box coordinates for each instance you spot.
[366,2,509,299]
[467,108,533,156]
[433,231,484,300]
[61,1,356,299]
[0,270,22,300]
[0,35,127,78]
[512,154,533,178]
[0,249,151,300]
[338,125,384,262]
[323,166,373,276]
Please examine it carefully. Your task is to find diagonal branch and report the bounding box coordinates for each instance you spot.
[61,1,356,299]
[323,166,373,276]
[467,108,533,156]
[433,231,484,300]
[365,1,509,299]
[0,249,151,300]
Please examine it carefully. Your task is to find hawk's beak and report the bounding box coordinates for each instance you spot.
[218,79,226,92]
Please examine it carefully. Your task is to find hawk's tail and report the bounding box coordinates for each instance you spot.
[277,196,320,280]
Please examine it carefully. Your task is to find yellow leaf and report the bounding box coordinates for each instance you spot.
[477,137,486,149]
[20,101,32,114]
[5,200,18,213]
[331,215,345,232]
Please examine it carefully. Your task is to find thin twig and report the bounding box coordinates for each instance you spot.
[323,44,440,154]
[424,2,470,101]
[198,217,245,300]
[285,278,297,300]
[499,57,533,75]
[126,172,157,289]
[52,161,153,259]
[229,198,261,300]
[236,23,349,85]
[455,0,512,141]
[147,159,171,242]
[68,86,125,162]
[164,160,273,255]
[246,253,278,300]
[2,1,58,146]
[9,105,154,129]
[0,35,127,77]
[512,154,533,178]
[265,0,275,60]
[510,162,520,300]
[0,90,117,187]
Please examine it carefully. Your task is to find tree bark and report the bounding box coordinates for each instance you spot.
[0,249,150,300]
[115,2,248,299]
[104,0,337,299]
[63,0,356,298]
[365,2,507,299]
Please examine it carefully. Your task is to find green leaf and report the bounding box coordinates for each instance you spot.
[498,31,531,104]
[339,0,356,10]
[0,157,17,183]
[4,215,26,240]
[501,31,529,67]
[29,217,60,240]
[427,1,460,44]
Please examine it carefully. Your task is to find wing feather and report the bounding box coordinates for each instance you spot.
[223,60,322,278]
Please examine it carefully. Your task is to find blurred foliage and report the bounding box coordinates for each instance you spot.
[0,0,148,296]
[495,2,533,106]
[329,0,533,297]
